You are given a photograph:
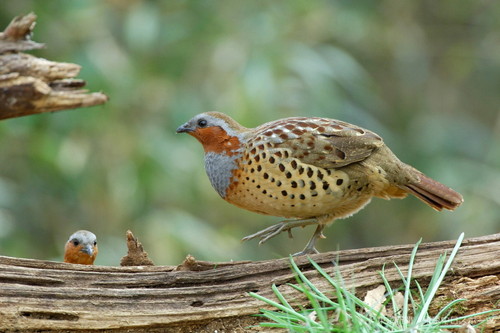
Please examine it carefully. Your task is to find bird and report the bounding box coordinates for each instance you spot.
[176,112,464,255]
[64,230,98,265]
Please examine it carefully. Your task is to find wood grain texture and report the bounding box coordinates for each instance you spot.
[0,233,498,332]
[0,13,44,53]
[0,13,107,120]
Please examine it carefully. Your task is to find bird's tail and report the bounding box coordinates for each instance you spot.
[403,174,463,211]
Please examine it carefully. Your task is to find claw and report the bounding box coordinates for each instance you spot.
[292,247,320,256]
[241,219,318,245]
[242,219,330,255]
[293,224,326,256]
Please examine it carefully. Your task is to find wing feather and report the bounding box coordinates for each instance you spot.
[252,117,384,169]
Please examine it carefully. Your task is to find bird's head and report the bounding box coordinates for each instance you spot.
[176,112,248,154]
[64,230,98,265]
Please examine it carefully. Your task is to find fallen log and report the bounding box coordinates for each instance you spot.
[0,233,498,332]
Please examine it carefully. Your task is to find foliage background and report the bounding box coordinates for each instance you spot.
[0,0,498,265]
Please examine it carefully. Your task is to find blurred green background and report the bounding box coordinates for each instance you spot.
[0,0,498,265]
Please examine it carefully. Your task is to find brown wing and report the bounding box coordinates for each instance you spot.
[253,117,384,169]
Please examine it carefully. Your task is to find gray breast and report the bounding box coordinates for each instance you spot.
[204,151,241,198]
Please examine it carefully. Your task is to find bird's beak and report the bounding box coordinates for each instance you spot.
[80,245,94,256]
[176,122,193,133]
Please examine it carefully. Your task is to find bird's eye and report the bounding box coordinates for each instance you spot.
[73,240,79,246]
[94,241,97,246]
[197,119,208,128]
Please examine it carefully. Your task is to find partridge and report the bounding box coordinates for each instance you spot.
[177,112,463,255]
[64,230,98,265]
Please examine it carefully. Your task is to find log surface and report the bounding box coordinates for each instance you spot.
[0,233,498,332]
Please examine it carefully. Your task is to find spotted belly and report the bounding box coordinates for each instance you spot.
[224,154,372,219]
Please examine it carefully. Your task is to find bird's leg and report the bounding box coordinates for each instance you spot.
[292,224,326,256]
[241,218,318,245]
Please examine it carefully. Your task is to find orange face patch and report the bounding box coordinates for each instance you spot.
[189,126,241,155]
[64,242,98,265]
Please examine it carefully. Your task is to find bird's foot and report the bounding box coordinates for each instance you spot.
[292,247,320,256]
[241,219,318,245]
[292,224,326,256]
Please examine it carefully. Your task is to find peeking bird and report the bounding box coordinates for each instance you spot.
[64,230,98,265]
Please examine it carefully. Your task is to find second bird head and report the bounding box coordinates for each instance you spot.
[64,230,98,265]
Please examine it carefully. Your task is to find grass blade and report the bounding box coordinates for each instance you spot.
[403,237,421,328]
[414,232,464,325]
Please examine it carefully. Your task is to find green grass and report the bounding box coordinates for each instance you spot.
[250,233,499,332]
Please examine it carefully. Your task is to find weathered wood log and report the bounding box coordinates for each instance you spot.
[0,13,107,120]
[0,233,498,332]
[0,13,44,53]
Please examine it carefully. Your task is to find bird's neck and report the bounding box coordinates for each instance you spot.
[192,126,248,198]
[204,150,242,198]
[191,126,244,155]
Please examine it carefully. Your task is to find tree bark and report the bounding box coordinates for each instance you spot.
[0,233,498,332]
[0,13,107,120]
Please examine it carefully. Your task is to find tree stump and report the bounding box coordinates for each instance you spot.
[0,233,498,332]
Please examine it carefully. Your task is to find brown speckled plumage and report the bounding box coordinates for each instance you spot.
[177,112,463,255]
